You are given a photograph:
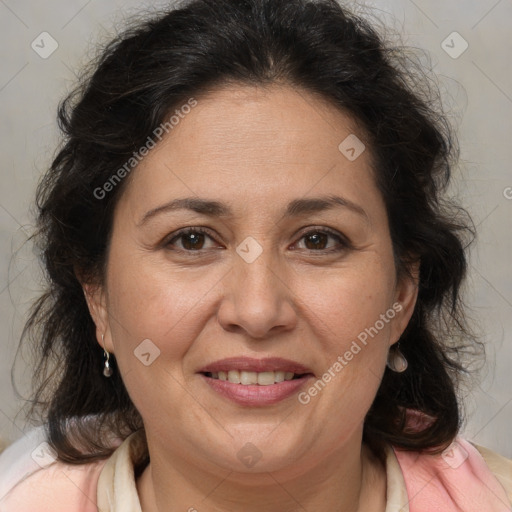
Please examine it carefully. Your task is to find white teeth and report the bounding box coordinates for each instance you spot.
[274,371,285,383]
[227,370,240,384]
[257,372,275,386]
[240,371,258,385]
[210,370,300,385]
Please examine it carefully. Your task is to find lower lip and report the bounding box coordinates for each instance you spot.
[200,374,314,406]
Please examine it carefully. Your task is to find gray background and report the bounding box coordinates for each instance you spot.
[0,0,511,456]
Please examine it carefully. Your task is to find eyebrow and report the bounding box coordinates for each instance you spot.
[138,195,369,225]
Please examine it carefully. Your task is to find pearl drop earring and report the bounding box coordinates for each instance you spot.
[101,334,113,377]
[386,341,408,373]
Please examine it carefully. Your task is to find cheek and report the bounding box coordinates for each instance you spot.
[297,271,396,437]
[293,254,397,415]
[104,256,214,418]
[105,249,224,365]
[299,258,397,346]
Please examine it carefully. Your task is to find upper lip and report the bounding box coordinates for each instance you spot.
[198,357,314,375]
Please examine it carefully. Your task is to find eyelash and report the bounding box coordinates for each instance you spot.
[164,226,351,254]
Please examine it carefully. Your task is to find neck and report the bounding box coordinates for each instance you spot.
[137,433,386,512]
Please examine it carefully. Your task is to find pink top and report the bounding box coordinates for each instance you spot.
[394,438,512,511]
[1,422,511,511]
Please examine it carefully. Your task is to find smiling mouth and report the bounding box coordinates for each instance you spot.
[202,370,311,385]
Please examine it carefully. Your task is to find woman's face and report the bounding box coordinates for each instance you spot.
[87,84,418,477]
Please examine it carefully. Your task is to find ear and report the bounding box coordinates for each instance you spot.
[389,259,420,346]
[82,281,114,354]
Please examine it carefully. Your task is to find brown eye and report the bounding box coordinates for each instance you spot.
[303,232,329,250]
[295,228,350,253]
[179,232,206,250]
[165,228,217,251]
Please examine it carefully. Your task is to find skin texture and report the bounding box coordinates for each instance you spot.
[84,83,419,512]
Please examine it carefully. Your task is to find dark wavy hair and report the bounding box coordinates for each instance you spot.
[17,0,483,465]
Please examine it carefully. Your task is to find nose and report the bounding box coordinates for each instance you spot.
[216,249,298,339]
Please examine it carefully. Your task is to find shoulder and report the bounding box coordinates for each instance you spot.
[0,426,108,512]
[392,437,512,511]
[472,441,512,505]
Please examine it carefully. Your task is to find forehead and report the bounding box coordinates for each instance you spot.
[165,83,365,166]
[115,83,381,221]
